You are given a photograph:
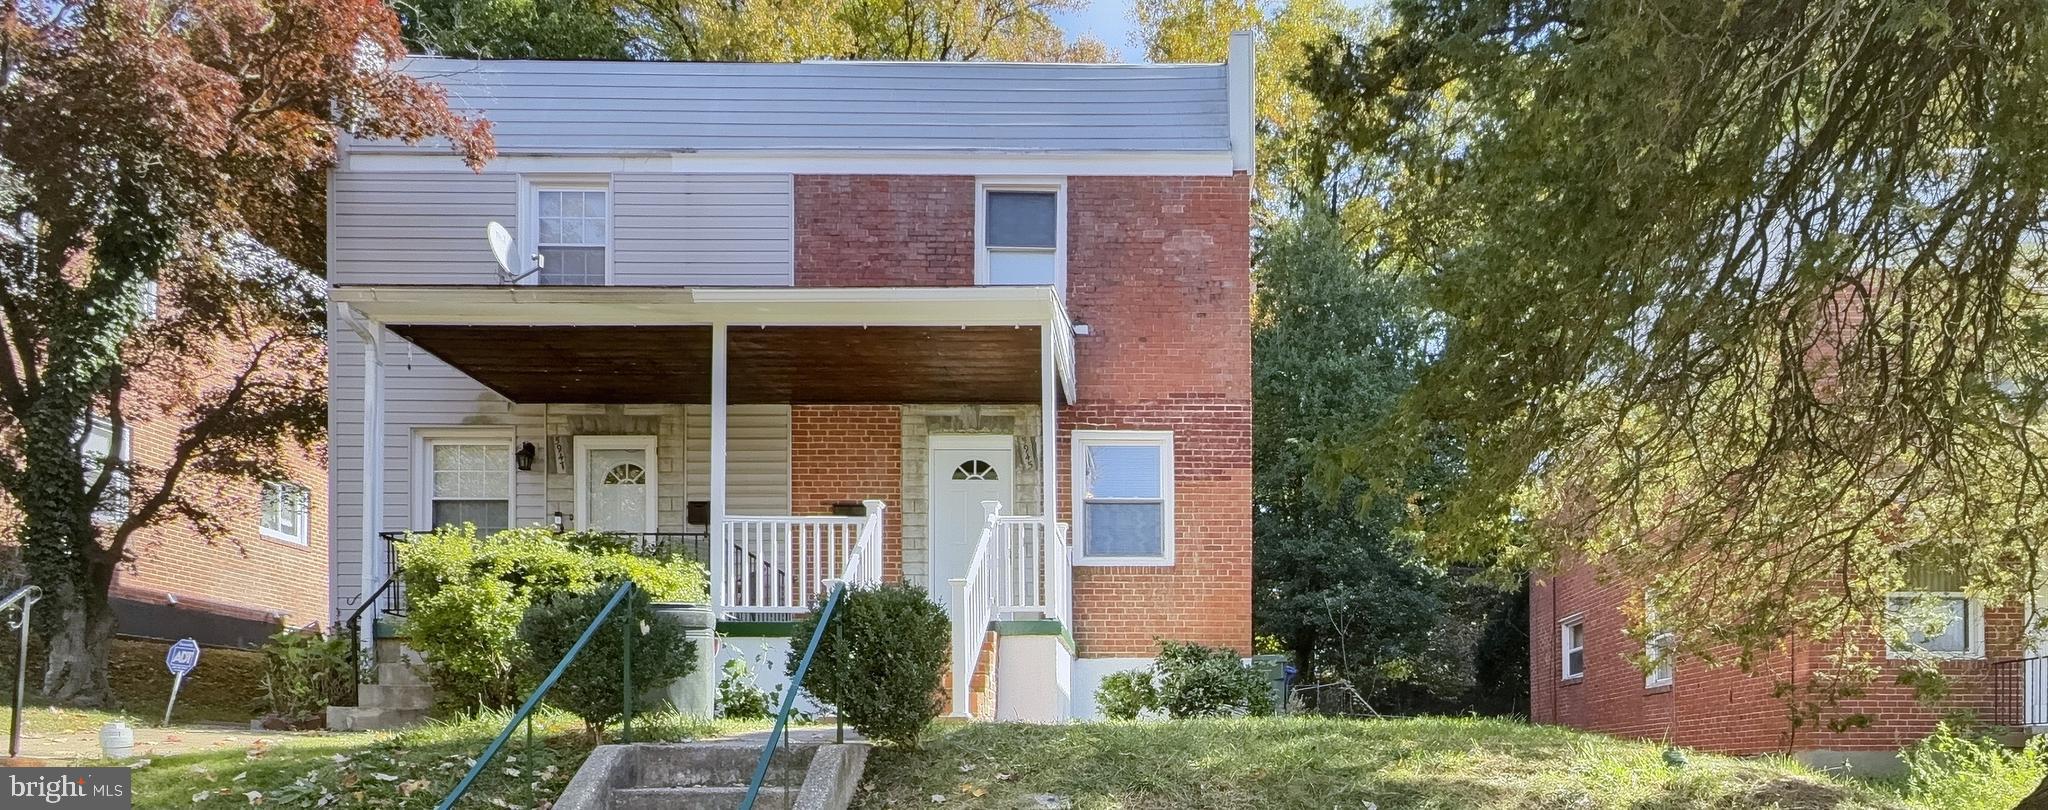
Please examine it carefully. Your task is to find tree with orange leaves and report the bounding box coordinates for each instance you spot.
[0,0,490,705]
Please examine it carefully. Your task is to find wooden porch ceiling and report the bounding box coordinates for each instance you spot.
[388,325,1045,404]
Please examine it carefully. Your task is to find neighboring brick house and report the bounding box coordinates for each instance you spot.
[324,40,1256,724]
[1532,560,2034,767]
[101,413,329,647]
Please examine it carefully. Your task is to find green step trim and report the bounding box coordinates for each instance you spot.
[718,621,797,638]
[372,617,404,639]
[992,619,1074,652]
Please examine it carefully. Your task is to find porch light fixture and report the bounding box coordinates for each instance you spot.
[515,441,537,471]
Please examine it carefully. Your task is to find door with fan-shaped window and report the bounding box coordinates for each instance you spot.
[928,436,1014,619]
[574,436,658,535]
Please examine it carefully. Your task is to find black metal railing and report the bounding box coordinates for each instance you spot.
[1988,655,2048,728]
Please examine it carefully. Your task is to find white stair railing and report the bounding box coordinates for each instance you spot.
[949,502,1005,718]
[720,501,885,614]
[993,516,1073,627]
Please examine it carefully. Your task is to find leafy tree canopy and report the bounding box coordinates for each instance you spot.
[1303,0,2048,673]
[398,0,1112,62]
[0,0,490,704]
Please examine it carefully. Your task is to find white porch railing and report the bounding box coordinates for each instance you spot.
[950,503,1073,717]
[718,501,884,614]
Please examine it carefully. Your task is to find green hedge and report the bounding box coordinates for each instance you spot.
[396,524,707,712]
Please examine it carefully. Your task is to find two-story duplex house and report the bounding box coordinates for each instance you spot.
[325,38,1255,723]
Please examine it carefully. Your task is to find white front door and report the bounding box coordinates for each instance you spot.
[574,436,658,534]
[929,436,1014,618]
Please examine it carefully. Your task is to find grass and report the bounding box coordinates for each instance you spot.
[117,710,775,809]
[854,716,1914,810]
[3,637,268,725]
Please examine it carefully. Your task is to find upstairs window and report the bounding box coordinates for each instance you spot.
[261,481,311,545]
[977,181,1063,288]
[1072,430,1173,565]
[524,179,609,285]
[81,416,130,524]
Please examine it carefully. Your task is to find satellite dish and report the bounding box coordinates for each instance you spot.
[486,221,515,275]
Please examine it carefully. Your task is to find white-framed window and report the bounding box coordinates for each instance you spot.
[1071,430,1173,566]
[260,481,311,545]
[1644,593,1675,688]
[975,178,1065,289]
[1560,616,1586,680]
[519,176,611,286]
[417,432,514,536]
[1886,592,1984,659]
[80,416,130,524]
[138,279,160,320]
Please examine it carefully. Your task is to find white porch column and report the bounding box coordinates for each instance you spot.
[710,322,728,611]
[343,305,386,623]
[1040,320,1058,578]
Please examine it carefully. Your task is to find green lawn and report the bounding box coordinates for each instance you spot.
[118,710,773,809]
[855,716,1923,810]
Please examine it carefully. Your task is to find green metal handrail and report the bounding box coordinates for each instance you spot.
[739,578,850,810]
[436,580,639,810]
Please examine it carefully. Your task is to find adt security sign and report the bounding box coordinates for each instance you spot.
[161,638,200,726]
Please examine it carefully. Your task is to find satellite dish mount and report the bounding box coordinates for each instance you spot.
[486,221,544,284]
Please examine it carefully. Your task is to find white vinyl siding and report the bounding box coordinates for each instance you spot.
[261,481,312,544]
[1560,618,1586,680]
[1072,430,1173,566]
[328,172,793,287]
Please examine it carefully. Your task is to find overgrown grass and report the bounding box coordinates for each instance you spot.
[124,709,774,809]
[856,716,1912,810]
[2,638,266,725]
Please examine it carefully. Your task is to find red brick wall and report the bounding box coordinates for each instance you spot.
[788,173,1254,659]
[789,405,903,580]
[1059,175,1254,658]
[1532,561,2024,754]
[794,176,975,287]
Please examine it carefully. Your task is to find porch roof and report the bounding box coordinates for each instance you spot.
[334,285,1077,405]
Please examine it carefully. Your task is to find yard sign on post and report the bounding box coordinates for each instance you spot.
[162,638,200,726]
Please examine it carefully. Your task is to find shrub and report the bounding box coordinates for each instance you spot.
[397,524,707,711]
[787,582,949,747]
[1090,641,1272,720]
[258,628,354,721]
[1094,669,1158,720]
[519,583,696,742]
[1897,722,2048,810]
[1155,641,1273,717]
[716,658,775,720]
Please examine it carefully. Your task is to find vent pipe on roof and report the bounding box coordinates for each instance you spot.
[1227,30,1256,175]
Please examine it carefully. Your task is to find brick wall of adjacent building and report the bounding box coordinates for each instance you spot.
[790,405,904,580]
[794,176,976,287]
[1532,561,2023,754]
[789,173,1255,660]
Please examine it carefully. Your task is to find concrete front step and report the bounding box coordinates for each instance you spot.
[326,705,429,732]
[614,785,795,810]
[625,743,816,788]
[360,682,433,710]
[375,662,427,686]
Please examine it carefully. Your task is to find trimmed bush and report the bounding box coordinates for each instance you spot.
[1094,669,1158,720]
[1092,641,1273,719]
[397,524,706,711]
[519,584,695,741]
[258,628,354,722]
[787,582,949,747]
